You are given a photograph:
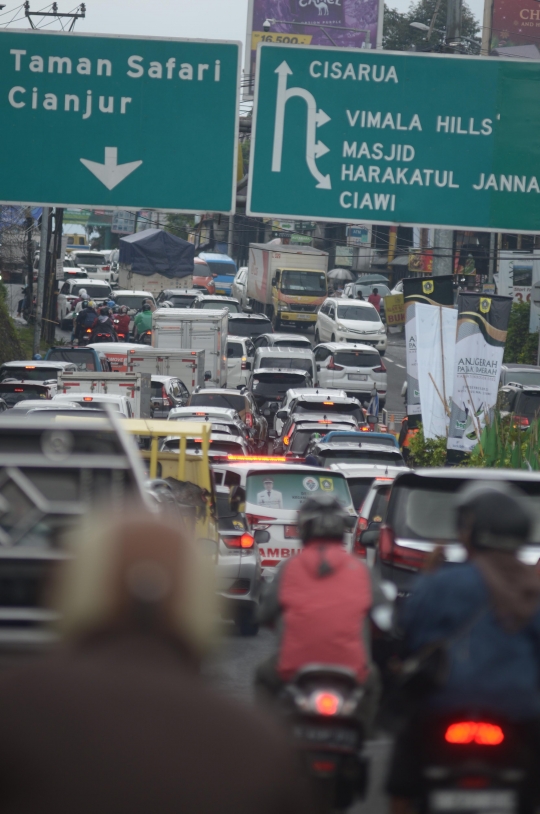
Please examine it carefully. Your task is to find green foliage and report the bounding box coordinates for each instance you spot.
[503,302,538,365]
[241,139,251,173]
[464,408,540,470]
[164,213,196,242]
[408,425,448,467]
[0,282,24,365]
[383,0,480,52]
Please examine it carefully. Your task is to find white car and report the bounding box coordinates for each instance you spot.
[57,278,112,329]
[231,266,248,309]
[52,392,134,417]
[253,346,317,388]
[273,387,347,437]
[315,297,387,354]
[69,250,117,283]
[111,290,155,314]
[314,342,387,406]
[227,335,255,389]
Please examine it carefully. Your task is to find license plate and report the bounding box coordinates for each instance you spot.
[349,374,367,381]
[430,790,517,813]
[293,314,312,320]
[294,725,358,749]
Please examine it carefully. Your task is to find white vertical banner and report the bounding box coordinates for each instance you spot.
[416,303,457,440]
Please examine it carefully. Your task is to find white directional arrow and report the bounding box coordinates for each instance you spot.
[271,60,331,190]
[80,147,143,191]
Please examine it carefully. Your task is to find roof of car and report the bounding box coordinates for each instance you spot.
[227,335,252,344]
[502,364,540,370]
[292,393,361,404]
[229,312,271,321]
[111,289,154,297]
[52,393,126,403]
[329,463,406,477]
[150,375,180,384]
[397,468,540,483]
[65,278,111,287]
[194,294,239,302]
[71,250,108,256]
[323,297,378,310]
[289,417,358,428]
[256,347,314,357]
[314,342,382,352]
[284,388,347,400]
[260,333,311,343]
[253,367,310,377]
[12,399,82,411]
[503,384,540,392]
[160,288,200,295]
[192,388,247,397]
[169,406,239,419]
[1,360,75,369]
[314,442,402,452]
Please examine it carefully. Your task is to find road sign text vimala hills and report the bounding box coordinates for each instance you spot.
[0,30,240,212]
[248,44,540,232]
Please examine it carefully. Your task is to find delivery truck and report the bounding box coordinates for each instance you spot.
[57,372,152,418]
[247,241,329,330]
[152,308,228,388]
[124,347,206,393]
[118,228,194,295]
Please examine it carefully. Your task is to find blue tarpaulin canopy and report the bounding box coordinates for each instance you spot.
[119,228,194,280]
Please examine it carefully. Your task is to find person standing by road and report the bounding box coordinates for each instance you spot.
[0,511,314,814]
[368,287,382,313]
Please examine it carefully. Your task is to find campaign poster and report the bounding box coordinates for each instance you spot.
[244,0,384,96]
[403,276,454,417]
[447,294,513,453]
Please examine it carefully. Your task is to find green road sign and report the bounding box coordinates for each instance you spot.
[248,44,540,232]
[0,30,240,213]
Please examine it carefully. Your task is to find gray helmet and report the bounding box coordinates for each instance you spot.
[297,493,350,544]
[455,481,531,552]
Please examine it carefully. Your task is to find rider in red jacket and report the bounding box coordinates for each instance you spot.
[255,494,388,726]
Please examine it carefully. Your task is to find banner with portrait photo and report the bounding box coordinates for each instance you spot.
[447,293,513,453]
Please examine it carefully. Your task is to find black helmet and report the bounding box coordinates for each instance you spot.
[142,303,151,312]
[297,493,350,544]
[100,307,110,316]
[81,300,89,309]
[455,482,531,552]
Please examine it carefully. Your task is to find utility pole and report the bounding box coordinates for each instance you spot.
[33,207,50,356]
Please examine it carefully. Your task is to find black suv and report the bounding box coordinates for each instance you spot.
[499,383,540,427]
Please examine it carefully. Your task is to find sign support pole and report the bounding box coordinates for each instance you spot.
[33,207,50,356]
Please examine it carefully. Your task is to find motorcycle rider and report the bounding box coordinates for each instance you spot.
[387,483,540,814]
[75,300,98,344]
[255,494,388,731]
[133,302,153,340]
[91,307,118,342]
[114,305,131,339]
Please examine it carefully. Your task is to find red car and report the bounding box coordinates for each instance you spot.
[193,257,215,295]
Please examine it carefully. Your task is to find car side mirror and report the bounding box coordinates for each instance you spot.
[316,363,321,372]
[276,410,287,420]
[271,277,277,286]
[204,371,212,381]
[361,529,380,547]
[254,529,270,544]
[245,361,251,370]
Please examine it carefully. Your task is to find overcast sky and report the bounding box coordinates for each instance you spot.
[14,0,483,48]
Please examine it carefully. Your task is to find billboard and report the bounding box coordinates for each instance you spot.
[244,0,383,96]
[490,0,540,57]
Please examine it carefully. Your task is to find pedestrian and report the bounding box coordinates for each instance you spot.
[0,510,314,814]
[367,287,382,312]
[356,290,365,301]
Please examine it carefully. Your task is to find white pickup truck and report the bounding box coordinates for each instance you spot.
[57,371,152,418]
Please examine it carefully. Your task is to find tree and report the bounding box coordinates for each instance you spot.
[164,213,195,242]
[383,0,480,52]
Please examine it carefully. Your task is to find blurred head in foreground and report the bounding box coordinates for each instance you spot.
[54,508,217,660]
[456,482,531,554]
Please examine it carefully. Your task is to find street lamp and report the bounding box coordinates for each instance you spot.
[263,17,371,48]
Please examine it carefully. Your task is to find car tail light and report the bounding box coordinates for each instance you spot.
[284,525,298,538]
[354,517,369,557]
[226,579,251,595]
[317,419,333,424]
[222,534,254,550]
[379,526,429,571]
[373,361,387,373]
[246,513,277,526]
[241,356,248,370]
[161,386,174,407]
[14,388,24,393]
[379,526,394,562]
[445,722,504,746]
[227,455,286,462]
[83,396,93,402]
[101,265,110,271]
[24,366,36,370]
[314,692,341,716]
[85,328,92,334]
[328,357,344,371]
[323,401,334,406]
[245,412,253,428]
[283,435,290,446]
[513,415,530,428]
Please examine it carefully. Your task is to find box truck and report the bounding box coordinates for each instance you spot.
[124,347,206,393]
[152,308,228,388]
[57,372,152,418]
[247,241,329,330]
[118,229,194,295]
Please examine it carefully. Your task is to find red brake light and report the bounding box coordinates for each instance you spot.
[323,401,334,405]
[283,435,290,446]
[328,357,344,371]
[354,518,369,557]
[101,265,110,271]
[246,513,277,526]
[83,396,93,402]
[240,533,254,549]
[245,412,253,428]
[373,361,387,373]
[314,692,341,716]
[25,366,36,370]
[445,722,504,746]
[227,455,286,462]
[379,526,429,571]
[513,415,530,428]
[14,388,24,393]
[318,420,333,424]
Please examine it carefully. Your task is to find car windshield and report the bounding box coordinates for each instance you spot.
[200,301,240,312]
[189,393,245,413]
[73,254,106,266]
[229,318,271,337]
[504,371,540,387]
[294,400,363,422]
[290,426,350,454]
[114,295,151,310]
[204,261,236,277]
[321,449,403,465]
[72,284,110,298]
[281,271,326,296]
[0,366,60,382]
[347,477,377,511]
[516,392,540,418]
[167,295,198,307]
[246,470,352,511]
[333,350,381,368]
[0,384,48,405]
[336,305,381,322]
[259,357,313,373]
[46,349,97,371]
[391,479,540,543]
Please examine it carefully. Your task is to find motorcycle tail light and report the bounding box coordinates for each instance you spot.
[314,692,341,716]
[445,722,504,746]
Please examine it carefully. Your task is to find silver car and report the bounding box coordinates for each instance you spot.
[314,342,387,406]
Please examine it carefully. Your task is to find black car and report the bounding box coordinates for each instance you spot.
[499,383,540,427]
[248,368,312,423]
[228,313,273,339]
[274,418,359,455]
[155,289,201,309]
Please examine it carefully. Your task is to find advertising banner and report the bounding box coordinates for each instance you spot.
[245,0,383,96]
[416,303,458,439]
[447,294,512,453]
[403,276,454,416]
[384,293,405,327]
[490,0,540,58]
[408,249,433,274]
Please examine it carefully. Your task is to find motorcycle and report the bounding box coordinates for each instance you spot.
[138,330,152,346]
[91,331,117,344]
[112,316,129,342]
[418,715,533,814]
[279,665,368,811]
